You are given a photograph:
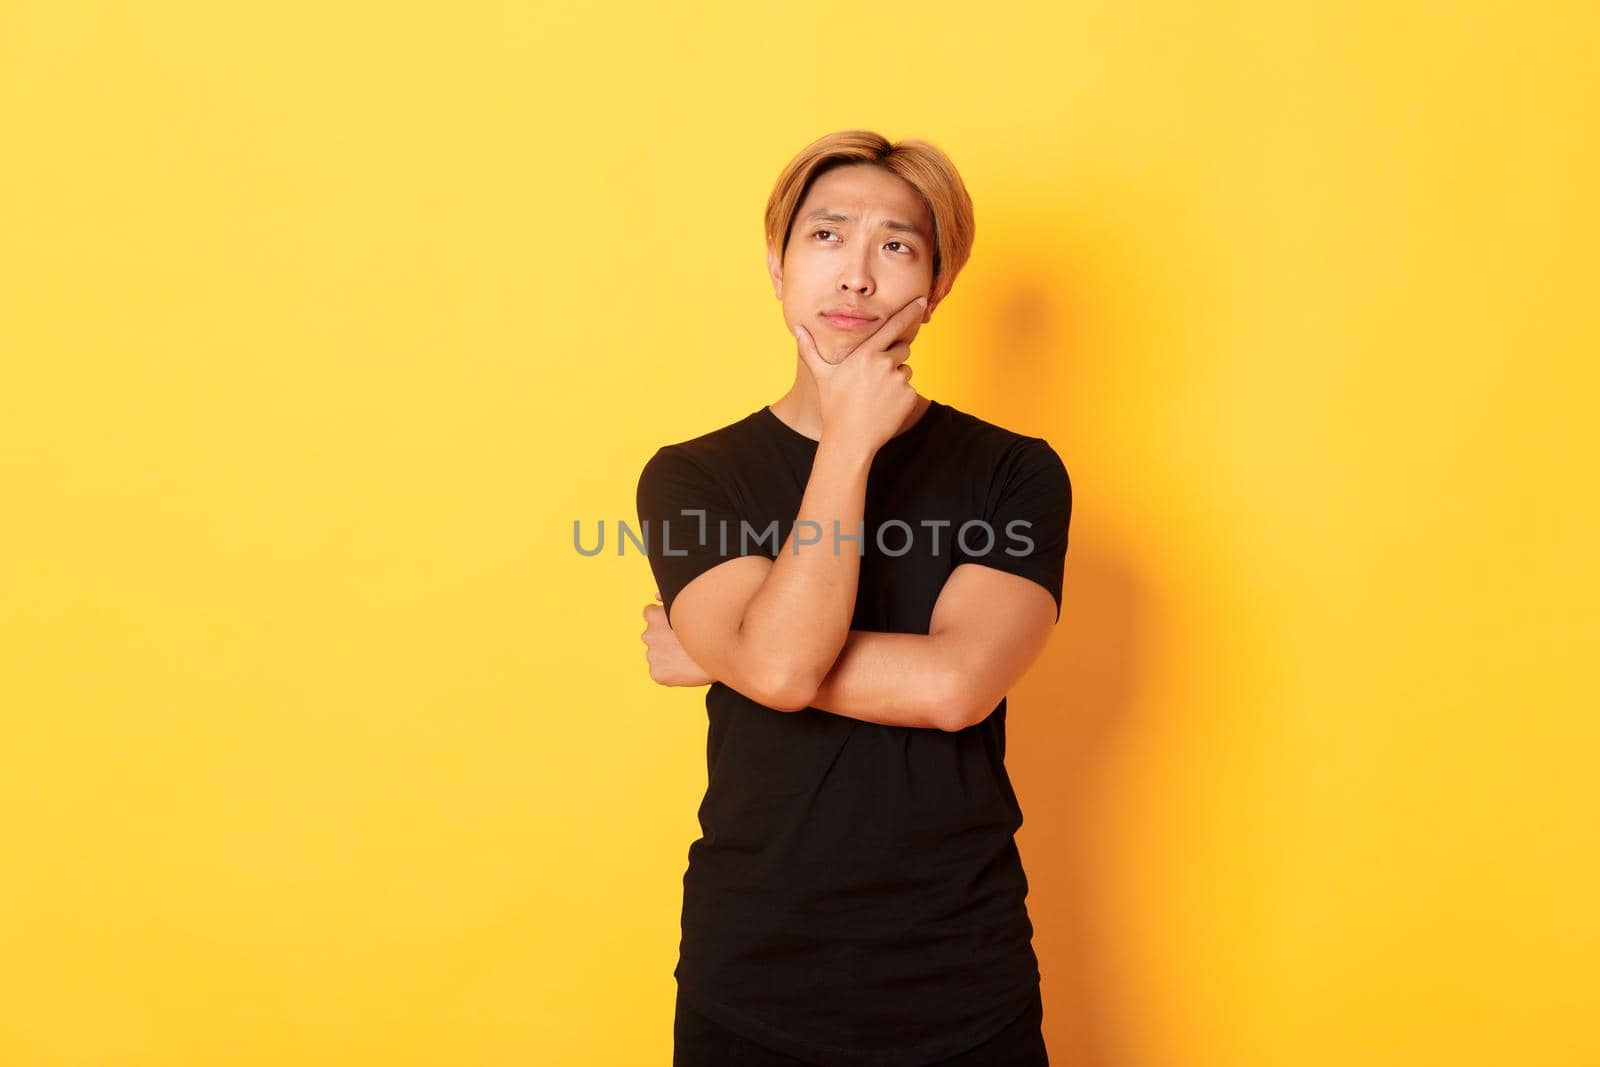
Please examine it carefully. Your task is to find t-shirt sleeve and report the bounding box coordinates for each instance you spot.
[635,444,762,626]
[953,437,1073,622]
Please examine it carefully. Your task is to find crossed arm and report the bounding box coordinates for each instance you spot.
[642,559,1057,733]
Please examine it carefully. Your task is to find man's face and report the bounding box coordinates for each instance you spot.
[768,163,938,365]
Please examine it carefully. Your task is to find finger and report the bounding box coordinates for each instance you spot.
[791,322,831,379]
[864,296,927,355]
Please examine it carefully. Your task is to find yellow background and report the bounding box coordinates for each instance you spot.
[2,2,1595,1064]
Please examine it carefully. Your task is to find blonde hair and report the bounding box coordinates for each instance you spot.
[764,129,975,307]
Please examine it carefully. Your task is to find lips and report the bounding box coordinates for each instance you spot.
[821,309,879,329]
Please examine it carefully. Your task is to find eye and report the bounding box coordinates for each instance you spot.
[812,230,913,256]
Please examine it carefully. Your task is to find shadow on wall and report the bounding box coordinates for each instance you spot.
[963,241,1148,1067]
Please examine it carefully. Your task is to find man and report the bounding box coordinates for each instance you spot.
[636,129,1071,1066]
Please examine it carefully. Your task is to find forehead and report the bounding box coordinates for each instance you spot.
[797,164,931,233]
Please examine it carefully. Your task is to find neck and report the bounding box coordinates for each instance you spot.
[769,357,931,442]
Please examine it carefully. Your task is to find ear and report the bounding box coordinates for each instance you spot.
[766,244,783,299]
[923,292,941,321]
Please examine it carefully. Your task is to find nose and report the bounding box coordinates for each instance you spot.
[837,247,875,296]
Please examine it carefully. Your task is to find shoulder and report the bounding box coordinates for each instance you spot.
[637,410,764,498]
[933,402,1069,483]
[655,410,763,457]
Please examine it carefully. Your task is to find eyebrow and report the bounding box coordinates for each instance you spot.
[802,209,929,242]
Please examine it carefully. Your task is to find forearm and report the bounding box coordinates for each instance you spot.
[737,439,874,703]
[807,629,963,731]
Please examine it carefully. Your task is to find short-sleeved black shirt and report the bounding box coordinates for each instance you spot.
[635,398,1072,1067]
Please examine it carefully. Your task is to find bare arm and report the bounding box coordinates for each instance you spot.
[645,563,1059,731]
[659,296,928,712]
[808,563,1058,731]
[665,444,871,711]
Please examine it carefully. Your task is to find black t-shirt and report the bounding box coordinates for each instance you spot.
[635,397,1072,1067]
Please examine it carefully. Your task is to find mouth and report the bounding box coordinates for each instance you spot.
[820,311,879,330]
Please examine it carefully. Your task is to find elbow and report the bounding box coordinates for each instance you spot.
[937,702,977,733]
[761,677,819,714]
[753,664,822,714]
[934,665,994,733]
[725,631,826,711]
